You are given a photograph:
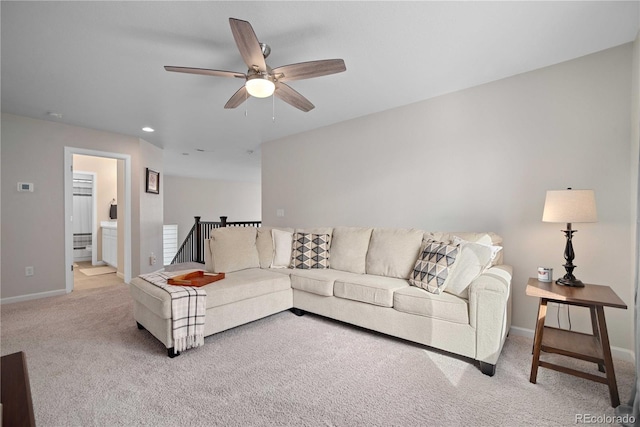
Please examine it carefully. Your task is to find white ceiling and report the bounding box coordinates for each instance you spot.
[2,1,638,182]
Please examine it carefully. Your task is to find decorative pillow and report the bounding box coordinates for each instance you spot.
[256,227,275,268]
[409,240,460,294]
[443,239,497,298]
[256,226,295,268]
[329,227,373,274]
[425,232,501,246]
[452,236,502,266]
[291,233,330,269]
[209,227,259,273]
[425,232,504,265]
[270,229,293,268]
[366,228,423,279]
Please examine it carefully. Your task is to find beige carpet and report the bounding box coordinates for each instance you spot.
[79,266,116,276]
[1,284,635,426]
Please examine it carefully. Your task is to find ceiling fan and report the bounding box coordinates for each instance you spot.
[165,18,346,112]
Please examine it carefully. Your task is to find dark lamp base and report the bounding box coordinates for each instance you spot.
[556,277,585,287]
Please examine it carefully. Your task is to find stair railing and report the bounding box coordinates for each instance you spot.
[170,216,262,265]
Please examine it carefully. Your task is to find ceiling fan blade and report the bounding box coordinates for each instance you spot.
[164,66,245,79]
[229,18,266,72]
[272,59,346,82]
[274,83,314,112]
[224,86,249,109]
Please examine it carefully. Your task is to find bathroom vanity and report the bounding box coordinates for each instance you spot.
[100,220,117,268]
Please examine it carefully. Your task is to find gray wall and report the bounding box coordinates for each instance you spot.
[139,139,164,275]
[163,175,261,245]
[1,114,163,299]
[262,44,635,353]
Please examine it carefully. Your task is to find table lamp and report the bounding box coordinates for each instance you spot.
[542,188,597,287]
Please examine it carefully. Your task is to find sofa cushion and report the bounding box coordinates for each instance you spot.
[291,233,330,269]
[443,239,497,299]
[334,275,410,307]
[130,268,291,319]
[394,286,469,324]
[330,227,373,274]
[204,268,291,309]
[209,227,260,273]
[365,228,423,279]
[290,269,361,296]
[409,240,460,294]
[256,226,294,269]
[270,229,293,268]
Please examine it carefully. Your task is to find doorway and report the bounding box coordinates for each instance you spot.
[72,155,118,289]
[64,147,132,293]
[72,171,97,264]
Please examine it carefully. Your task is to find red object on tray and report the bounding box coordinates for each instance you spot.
[167,271,225,287]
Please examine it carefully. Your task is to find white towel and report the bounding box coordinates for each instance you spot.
[139,270,206,352]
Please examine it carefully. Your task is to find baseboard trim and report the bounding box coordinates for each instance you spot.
[509,326,635,362]
[1,289,68,305]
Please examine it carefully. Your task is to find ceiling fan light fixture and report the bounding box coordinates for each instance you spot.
[245,74,275,98]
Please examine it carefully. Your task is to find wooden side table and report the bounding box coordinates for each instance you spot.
[526,278,627,407]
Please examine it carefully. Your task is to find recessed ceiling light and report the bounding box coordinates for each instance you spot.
[48,112,63,119]
[142,127,154,132]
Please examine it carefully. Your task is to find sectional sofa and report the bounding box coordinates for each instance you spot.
[129,226,512,376]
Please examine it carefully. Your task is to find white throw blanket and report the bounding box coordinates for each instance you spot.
[139,270,206,352]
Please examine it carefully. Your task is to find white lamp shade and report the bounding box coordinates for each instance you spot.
[245,76,275,98]
[542,189,597,223]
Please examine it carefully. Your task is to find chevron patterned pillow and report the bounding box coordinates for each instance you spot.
[409,240,460,294]
[291,233,330,269]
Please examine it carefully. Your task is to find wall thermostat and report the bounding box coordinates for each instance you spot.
[17,182,34,192]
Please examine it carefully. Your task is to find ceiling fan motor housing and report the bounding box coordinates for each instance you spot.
[260,43,271,59]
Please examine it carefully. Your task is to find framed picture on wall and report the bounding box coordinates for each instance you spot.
[146,168,160,194]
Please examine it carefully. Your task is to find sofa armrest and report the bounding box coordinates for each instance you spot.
[468,265,513,365]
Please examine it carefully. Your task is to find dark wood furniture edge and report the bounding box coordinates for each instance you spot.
[1,351,36,427]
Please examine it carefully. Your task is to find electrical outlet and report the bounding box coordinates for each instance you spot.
[25,266,34,276]
[149,252,156,266]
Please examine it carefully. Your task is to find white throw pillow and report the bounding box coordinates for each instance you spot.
[452,235,502,266]
[444,239,498,298]
[209,227,260,273]
[256,226,295,268]
[270,229,293,268]
[256,227,275,269]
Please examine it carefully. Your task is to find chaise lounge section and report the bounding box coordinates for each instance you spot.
[129,226,512,375]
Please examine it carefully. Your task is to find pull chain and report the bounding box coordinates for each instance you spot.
[272,94,275,123]
[244,90,249,117]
